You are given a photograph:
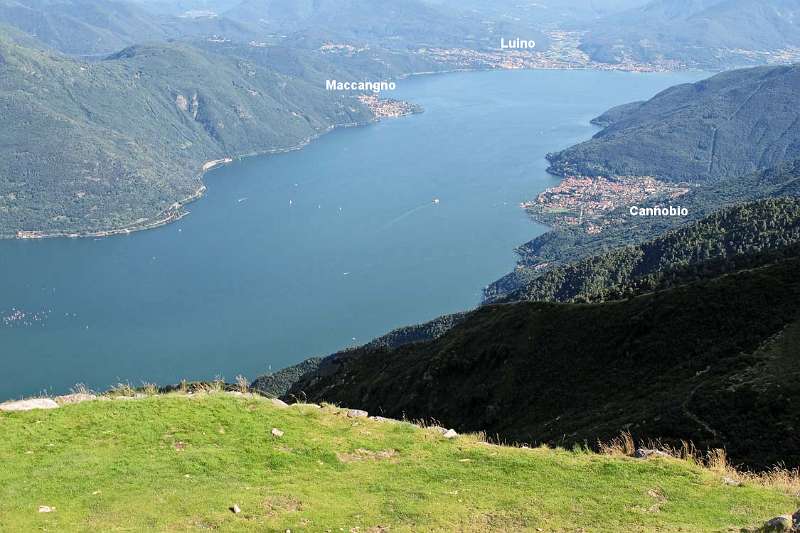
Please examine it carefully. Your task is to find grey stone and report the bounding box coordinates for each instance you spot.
[230,504,241,514]
[761,516,792,532]
[0,398,59,412]
[443,429,459,439]
[635,448,672,460]
[271,428,284,438]
[722,476,741,487]
[369,416,399,424]
[347,409,369,418]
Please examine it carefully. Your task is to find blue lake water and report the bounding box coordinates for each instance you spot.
[0,68,705,398]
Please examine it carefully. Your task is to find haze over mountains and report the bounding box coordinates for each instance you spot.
[0,0,262,56]
[581,0,800,67]
[3,0,799,64]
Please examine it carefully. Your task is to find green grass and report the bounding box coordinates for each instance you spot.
[0,393,794,532]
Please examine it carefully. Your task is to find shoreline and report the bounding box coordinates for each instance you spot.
[7,64,701,242]
[9,119,377,241]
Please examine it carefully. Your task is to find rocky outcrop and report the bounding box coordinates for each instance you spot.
[0,398,59,412]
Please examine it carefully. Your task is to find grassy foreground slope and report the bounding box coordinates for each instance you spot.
[0,393,796,532]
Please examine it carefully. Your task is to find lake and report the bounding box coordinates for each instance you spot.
[0,68,705,399]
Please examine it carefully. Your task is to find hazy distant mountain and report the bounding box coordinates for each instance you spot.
[129,0,242,16]
[0,0,169,55]
[581,0,800,67]
[424,0,650,23]
[547,65,800,182]
[224,0,547,50]
[0,0,553,55]
[0,0,258,55]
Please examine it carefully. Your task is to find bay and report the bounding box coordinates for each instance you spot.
[0,68,705,398]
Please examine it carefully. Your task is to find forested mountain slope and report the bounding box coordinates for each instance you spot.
[290,238,800,469]
[0,32,373,236]
[547,65,800,182]
[497,197,800,302]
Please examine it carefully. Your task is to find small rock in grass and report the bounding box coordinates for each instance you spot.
[635,448,672,460]
[347,409,369,418]
[369,416,398,424]
[38,505,54,513]
[271,428,284,438]
[230,504,241,514]
[1,398,59,412]
[760,515,793,532]
[443,429,458,439]
[271,398,289,408]
[722,476,741,487]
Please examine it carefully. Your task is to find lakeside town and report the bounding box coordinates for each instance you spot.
[315,30,800,74]
[314,31,687,73]
[522,175,691,235]
[411,31,686,73]
[357,95,423,119]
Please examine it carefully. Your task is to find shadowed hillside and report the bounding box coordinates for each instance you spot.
[290,217,800,470]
